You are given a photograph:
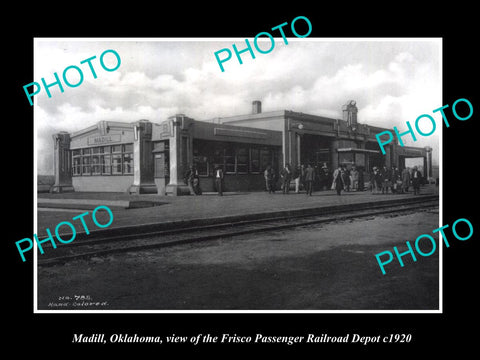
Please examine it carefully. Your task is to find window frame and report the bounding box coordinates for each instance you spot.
[192,139,278,176]
[71,144,134,176]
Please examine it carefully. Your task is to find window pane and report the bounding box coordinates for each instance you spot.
[225,159,235,173]
[102,155,111,174]
[237,148,248,174]
[73,157,81,175]
[102,146,110,154]
[111,145,122,153]
[92,147,101,154]
[112,154,122,174]
[260,149,272,171]
[82,156,91,175]
[82,148,91,155]
[225,164,235,173]
[72,149,81,156]
[123,153,133,174]
[123,144,133,153]
[237,164,248,173]
[92,155,101,175]
[193,155,208,176]
[224,147,235,157]
[250,148,260,173]
[213,148,223,164]
[224,146,235,173]
[213,147,224,171]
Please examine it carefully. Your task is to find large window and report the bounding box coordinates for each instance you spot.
[259,148,273,171]
[101,146,111,175]
[224,146,236,174]
[72,149,82,175]
[91,147,102,175]
[236,148,248,174]
[250,148,260,173]
[193,155,209,176]
[193,139,277,176]
[82,149,91,175]
[72,144,134,176]
[123,144,133,174]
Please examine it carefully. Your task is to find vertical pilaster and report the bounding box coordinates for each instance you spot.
[425,146,433,180]
[286,117,303,167]
[128,120,157,194]
[295,133,301,167]
[165,115,193,196]
[51,132,74,193]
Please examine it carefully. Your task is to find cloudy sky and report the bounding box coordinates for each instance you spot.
[34,38,441,174]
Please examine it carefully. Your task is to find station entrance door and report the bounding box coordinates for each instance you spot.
[401,156,425,173]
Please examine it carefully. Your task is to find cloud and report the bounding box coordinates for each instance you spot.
[35,39,441,174]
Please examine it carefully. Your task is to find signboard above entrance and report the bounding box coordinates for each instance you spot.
[87,134,121,145]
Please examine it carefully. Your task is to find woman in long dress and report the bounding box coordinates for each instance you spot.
[332,165,344,195]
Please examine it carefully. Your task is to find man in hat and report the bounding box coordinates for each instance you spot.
[371,166,381,194]
[280,163,292,194]
[401,167,411,193]
[304,164,315,196]
[411,166,422,195]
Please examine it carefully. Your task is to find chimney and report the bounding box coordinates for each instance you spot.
[252,100,262,114]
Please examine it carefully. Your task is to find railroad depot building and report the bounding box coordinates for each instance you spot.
[50,100,433,195]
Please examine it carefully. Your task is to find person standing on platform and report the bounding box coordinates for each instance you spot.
[332,165,344,195]
[350,165,359,191]
[317,167,325,191]
[214,165,224,196]
[300,164,306,192]
[401,167,411,193]
[381,165,391,194]
[391,166,399,194]
[321,163,330,191]
[341,166,350,192]
[411,166,422,195]
[293,165,301,193]
[280,163,292,194]
[264,165,275,194]
[184,165,201,195]
[357,166,364,191]
[371,166,381,194]
[304,164,315,196]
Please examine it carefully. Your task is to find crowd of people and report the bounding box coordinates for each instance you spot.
[183,162,424,197]
[265,163,424,196]
[265,163,366,196]
[184,164,227,196]
[370,165,423,195]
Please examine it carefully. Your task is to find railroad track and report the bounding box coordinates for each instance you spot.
[37,196,439,266]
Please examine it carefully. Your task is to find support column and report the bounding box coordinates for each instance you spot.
[286,118,304,168]
[296,133,301,167]
[165,115,193,196]
[425,146,433,180]
[285,129,297,167]
[128,120,157,194]
[51,132,74,193]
